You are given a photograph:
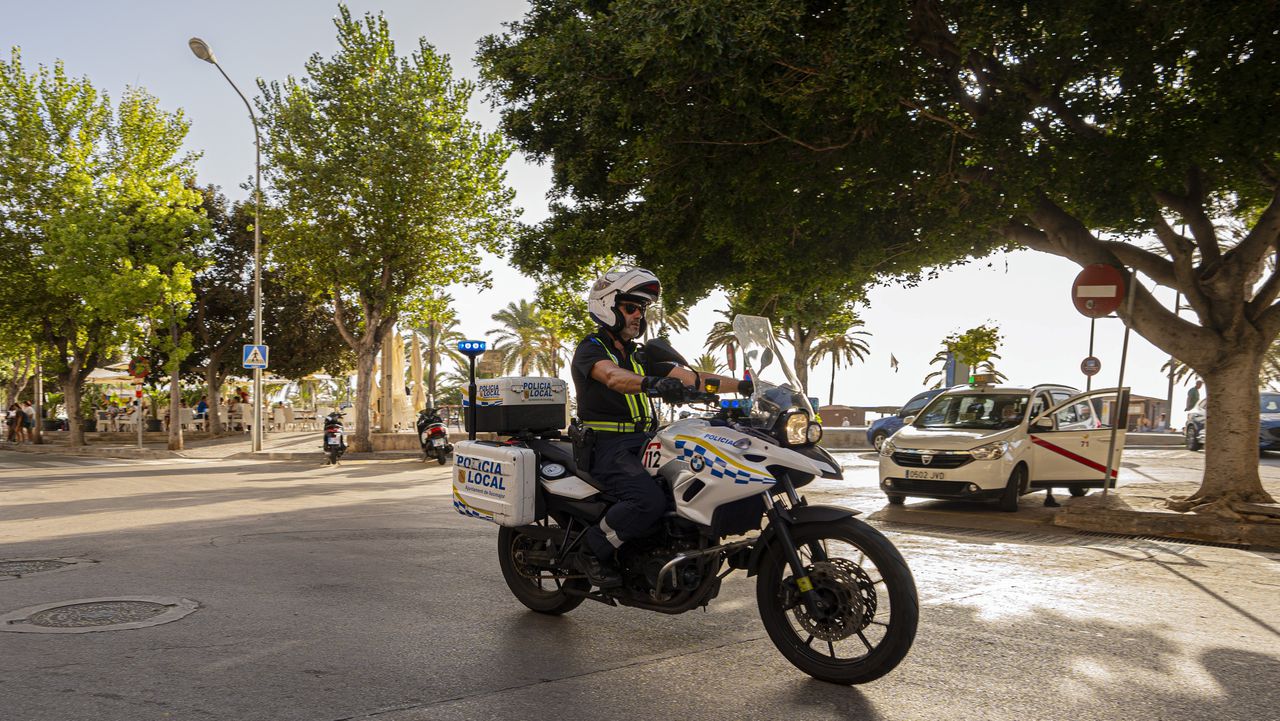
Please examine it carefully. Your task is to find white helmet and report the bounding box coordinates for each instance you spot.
[588,267,661,333]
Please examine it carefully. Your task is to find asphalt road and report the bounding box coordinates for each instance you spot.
[0,450,1276,721]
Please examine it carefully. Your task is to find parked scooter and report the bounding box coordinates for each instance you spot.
[322,410,347,465]
[417,407,452,464]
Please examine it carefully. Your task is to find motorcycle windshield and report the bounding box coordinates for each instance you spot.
[733,314,814,430]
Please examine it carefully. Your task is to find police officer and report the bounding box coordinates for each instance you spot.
[571,268,752,587]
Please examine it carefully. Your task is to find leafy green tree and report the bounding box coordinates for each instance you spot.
[0,49,206,445]
[258,7,515,450]
[532,279,594,377]
[812,319,871,406]
[923,325,1007,390]
[480,1,1280,511]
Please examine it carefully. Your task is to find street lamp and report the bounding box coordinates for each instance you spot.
[189,37,264,452]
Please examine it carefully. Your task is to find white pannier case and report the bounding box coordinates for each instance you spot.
[462,376,567,435]
[452,440,539,526]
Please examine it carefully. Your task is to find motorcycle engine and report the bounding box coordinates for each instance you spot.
[623,535,704,594]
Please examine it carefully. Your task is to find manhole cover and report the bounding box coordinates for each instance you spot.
[28,600,170,627]
[0,557,95,580]
[1,596,198,634]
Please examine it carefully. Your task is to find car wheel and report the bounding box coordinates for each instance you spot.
[1068,485,1089,497]
[1185,424,1202,451]
[886,494,905,506]
[872,431,889,451]
[998,465,1025,513]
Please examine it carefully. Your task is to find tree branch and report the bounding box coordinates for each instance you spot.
[1153,167,1220,262]
[1231,185,1280,274]
[898,99,977,139]
[332,290,360,349]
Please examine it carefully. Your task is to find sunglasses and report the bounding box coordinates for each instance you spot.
[618,302,648,316]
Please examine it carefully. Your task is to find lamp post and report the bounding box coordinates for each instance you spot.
[189,37,263,452]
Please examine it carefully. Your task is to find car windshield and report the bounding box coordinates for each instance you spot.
[915,392,1029,430]
[733,314,813,430]
[1263,393,1280,413]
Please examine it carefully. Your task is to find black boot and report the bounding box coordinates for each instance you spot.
[577,553,622,588]
[1044,490,1061,508]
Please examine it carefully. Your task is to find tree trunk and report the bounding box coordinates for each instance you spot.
[168,322,184,451]
[351,346,377,452]
[829,358,836,407]
[205,366,223,435]
[62,373,84,447]
[1169,347,1277,510]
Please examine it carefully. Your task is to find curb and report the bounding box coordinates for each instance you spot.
[1,444,183,461]
[225,450,430,461]
[1053,499,1280,548]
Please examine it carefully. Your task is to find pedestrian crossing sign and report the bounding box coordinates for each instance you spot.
[243,344,269,369]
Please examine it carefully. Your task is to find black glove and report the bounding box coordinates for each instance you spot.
[641,375,686,403]
[737,379,754,396]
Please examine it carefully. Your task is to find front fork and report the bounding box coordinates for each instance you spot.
[762,490,831,619]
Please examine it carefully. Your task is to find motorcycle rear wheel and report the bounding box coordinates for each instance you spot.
[757,518,918,685]
[498,522,588,615]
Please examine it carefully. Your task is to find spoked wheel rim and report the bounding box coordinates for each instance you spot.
[775,537,893,664]
[507,521,575,598]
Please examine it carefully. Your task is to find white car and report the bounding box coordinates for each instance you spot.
[878,379,1127,512]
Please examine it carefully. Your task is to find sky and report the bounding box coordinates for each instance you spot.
[1,0,1200,424]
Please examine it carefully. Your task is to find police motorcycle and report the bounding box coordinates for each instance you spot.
[452,316,918,684]
[417,407,452,464]
[322,410,347,465]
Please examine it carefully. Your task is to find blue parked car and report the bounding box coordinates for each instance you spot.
[866,389,945,451]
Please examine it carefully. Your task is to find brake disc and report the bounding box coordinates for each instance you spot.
[790,558,877,642]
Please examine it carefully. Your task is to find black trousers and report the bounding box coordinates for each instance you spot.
[584,433,665,559]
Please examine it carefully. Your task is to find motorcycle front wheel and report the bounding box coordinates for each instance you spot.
[757,518,918,685]
[497,522,589,615]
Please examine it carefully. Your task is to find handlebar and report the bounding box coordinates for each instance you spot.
[644,384,721,406]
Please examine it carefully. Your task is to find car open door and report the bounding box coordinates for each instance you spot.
[1026,388,1129,489]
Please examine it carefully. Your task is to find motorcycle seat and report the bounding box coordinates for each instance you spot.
[535,440,605,492]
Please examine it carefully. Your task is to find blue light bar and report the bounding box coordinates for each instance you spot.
[720,398,743,409]
[457,340,487,355]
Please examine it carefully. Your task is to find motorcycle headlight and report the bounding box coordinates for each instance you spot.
[970,441,1009,460]
[880,439,896,457]
[783,411,810,445]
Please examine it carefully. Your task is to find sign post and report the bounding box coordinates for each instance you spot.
[243,345,269,448]
[457,341,487,441]
[1071,264,1131,496]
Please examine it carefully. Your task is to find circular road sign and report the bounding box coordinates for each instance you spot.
[1072,264,1126,318]
[1081,356,1102,376]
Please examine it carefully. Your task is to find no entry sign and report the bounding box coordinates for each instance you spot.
[1072,264,1126,318]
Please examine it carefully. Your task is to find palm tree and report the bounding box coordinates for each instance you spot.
[489,300,544,376]
[647,304,690,339]
[922,325,1007,389]
[704,293,755,372]
[811,321,872,405]
[691,352,725,374]
[415,320,464,404]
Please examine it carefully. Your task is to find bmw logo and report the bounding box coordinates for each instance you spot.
[690,456,706,472]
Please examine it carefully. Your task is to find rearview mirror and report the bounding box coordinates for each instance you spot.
[902,415,916,425]
[641,337,689,367]
[1032,418,1054,432]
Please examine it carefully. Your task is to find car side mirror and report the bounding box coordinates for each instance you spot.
[1032,418,1054,432]
[641,337,689,367]
[902,415,916,425]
